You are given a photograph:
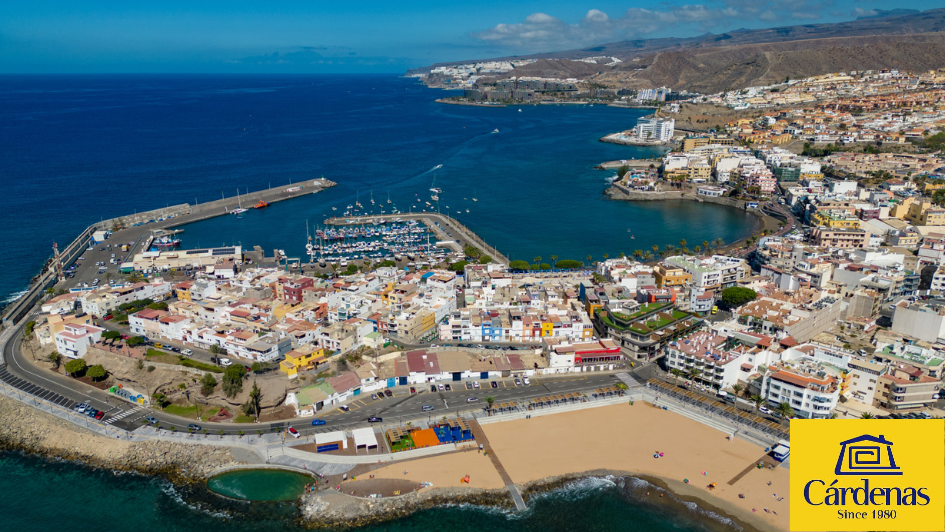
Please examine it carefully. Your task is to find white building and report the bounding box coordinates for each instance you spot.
[54,323,104,359]
[760,362,840,419]
[633,117,675,142]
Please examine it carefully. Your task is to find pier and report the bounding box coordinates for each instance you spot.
[1,178,336,327]
[325,212,509,266]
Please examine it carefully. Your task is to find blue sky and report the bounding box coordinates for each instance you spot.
[0,1,940,73]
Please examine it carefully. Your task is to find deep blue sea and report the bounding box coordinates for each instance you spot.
[0,74,755,304]
[0,75,751,529]
[0,451,741,532]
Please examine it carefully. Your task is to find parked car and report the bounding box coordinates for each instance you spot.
[94,410,105,420]
[181,349,193,356]
[384,389,393,397]
[188,423,202,431]
[409,387,416,394]
[491,381,498,388]
[287,427,300,438]
[514,379,522,386]
[438,384,445,391]
[145,416,158,424]
[87,408,99,418]
[445,384,452,391]
[154,343,164,348]
[371,393,378,400]
[103,314,113,321]
[311,419,326,426]
[523,377,530,385]
[759,406,772,415]
[338,405,349,412]
[367,416,383,423]
[75,403,88,413]
[473,381,480,389]
[219,358,233,367]
[430,385,437,392]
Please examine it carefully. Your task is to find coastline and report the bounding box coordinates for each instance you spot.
[434,98,506,108]
[603,185,776,249]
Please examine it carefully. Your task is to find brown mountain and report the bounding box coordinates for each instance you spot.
[411,9,945,93]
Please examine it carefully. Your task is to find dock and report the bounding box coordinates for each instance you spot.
[595,159,660,170]
[1,178,336,327]
[325,212,508,266]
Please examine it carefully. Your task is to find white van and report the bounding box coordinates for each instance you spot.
[219,357,233,367]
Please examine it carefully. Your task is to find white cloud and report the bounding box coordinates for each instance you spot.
[853,7,879,17]
[471,6,745,52]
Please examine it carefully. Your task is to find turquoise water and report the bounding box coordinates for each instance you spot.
[207,469,312,501]
[0,75,755,304]
[0,451,740,532]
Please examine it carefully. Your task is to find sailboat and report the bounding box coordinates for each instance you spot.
[231,188,247,215]
[429,175,442,194]
[370,190,375,204]
[387,190,392,204]
[472,190,478,202]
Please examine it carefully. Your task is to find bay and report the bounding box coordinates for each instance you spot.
[0,74,755,303]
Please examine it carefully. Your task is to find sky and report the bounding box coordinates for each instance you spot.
[0,1,941,73]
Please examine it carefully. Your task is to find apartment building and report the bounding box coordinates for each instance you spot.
[808,227,867,249]
[761,362,840,419]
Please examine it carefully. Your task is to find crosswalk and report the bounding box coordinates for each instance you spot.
[105,405,145,424]
[615,372,642,388]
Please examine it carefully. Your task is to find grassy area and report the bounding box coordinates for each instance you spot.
[179,357,223,373]
[645,317,674,329]
[144,348,221,373]
[235,414,255,423]
[629,302,672,319]
[629,327,651,335]
[163,404,199,419]
[672,310,690,320]
[390,435,415,452]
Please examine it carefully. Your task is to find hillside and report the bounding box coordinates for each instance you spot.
[411,8,945,93]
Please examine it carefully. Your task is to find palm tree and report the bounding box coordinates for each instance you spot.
[602,253,609,261]
[586,254,592,264]
[775,402,795,425]
[644,251,653,261]
[679,239,687,249]
[248,380,263,421]
[702,240,709,251]
[633,249,643,259]
[550,255,558,269]
[614,382,628,395]
[669,368,683,387]
[652,244,659,255]
[689,368,702,389]
[751,395,764,414]
[730,384,743,410]
[486,395,495,415]
[860,412,874,419]
[713,237,725,252]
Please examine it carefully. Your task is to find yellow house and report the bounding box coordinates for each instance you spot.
[654,264,691,288]
[925,182,945,193]
[810,212,859,229]
[174,282,193,302]
[280,346,329,378]
[889,196,915,220]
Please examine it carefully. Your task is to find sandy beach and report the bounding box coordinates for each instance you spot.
[370,402,789,531]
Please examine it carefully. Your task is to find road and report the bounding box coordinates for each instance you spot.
[1,311,630,436]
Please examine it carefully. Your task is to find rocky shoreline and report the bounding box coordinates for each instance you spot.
[0,393,240,485]
[299,485,513,529]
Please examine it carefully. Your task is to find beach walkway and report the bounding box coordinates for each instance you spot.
[727,454,781,486]
[468,418,527,510]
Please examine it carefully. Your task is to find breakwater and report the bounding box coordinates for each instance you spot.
[1,178,335,327]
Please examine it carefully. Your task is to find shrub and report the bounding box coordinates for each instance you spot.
[509,260,530,271]
[64,358,87,376]
[555,259,584,270]
[448,260,469,272]
[222,364,246,398]
[86,364,107,381]
[719,287,757,309]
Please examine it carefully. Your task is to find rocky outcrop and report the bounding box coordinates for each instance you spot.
[0,393,239,482]
[299,487,513,529]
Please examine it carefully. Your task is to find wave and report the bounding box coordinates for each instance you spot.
[1,289,28,305]
[618,475,744,531]
[160,481,234,519]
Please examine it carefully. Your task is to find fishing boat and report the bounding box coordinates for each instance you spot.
[254,200,270,209]
[152,236,181,248]
[431,194,439,201]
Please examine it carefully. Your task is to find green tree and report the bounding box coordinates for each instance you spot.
[200,372,218,396]
[719,287,757,309]
[509,260,530,271]
[669,368,683,387]
[147,302,169,311]
[614,382,628,395]
[702,240,709,251]
[486,395,495,415]
[209,344,224,356]
[126,336,144,347]
[64,358,87,377]
[730,384,743,410]
[221,364,246,398]
[47,351,62,369]
[775,402,795,425]
[86,364,107,381]
[860,412,874,419]
[555,259,584,270]
[713,237,725,252]
[689,368,702,389]
[633,249,643,259]
[533,256,542,269]
[751,395,764,414]
[248,380,263,421]
[679,239,687,249]
[448,260,469,272]
[617,164,630,179]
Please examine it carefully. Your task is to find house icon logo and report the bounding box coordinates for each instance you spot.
[834,434,902,476]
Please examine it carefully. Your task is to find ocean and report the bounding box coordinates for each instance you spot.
[0,74,752,529]
[0,74,755,304]
[0,451,741,532]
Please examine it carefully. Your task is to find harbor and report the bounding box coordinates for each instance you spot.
[1,178,336,326]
